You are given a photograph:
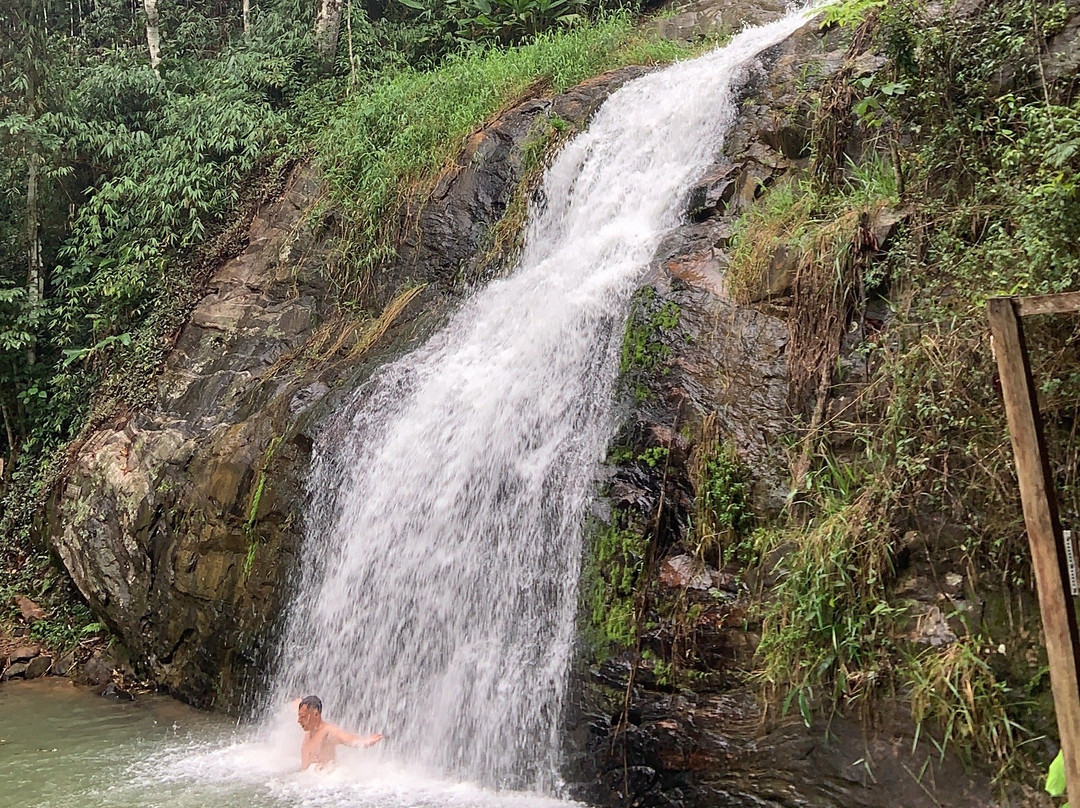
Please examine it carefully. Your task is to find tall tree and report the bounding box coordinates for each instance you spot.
[313,0,342,72]
[143,0,161,73]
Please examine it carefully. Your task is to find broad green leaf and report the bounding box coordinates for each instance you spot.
[1047,750,1067,797]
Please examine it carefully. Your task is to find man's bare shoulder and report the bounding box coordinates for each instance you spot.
[323,722,354,743]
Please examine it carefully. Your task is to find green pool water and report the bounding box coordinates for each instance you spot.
[0,678,576,808]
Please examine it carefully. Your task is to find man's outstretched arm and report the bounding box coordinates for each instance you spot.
[330,724,383,748]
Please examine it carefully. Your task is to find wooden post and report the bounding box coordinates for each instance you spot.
[988,296,1080,807]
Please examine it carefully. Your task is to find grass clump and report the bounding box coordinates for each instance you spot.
[588,510,649,653]
[725,154,899,306]
[317,17,697,278]
[690,414,755,566]
[904,639,1021,767]
[755,486,904,725]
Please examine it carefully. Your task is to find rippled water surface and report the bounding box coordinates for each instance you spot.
[0,680,576,808]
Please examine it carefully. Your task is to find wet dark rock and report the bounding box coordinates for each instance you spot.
[570,683,1001,808]
[24,655,52,679]
[1045,11,1080,88]
[11,644,40,662]
[99,681,135,701]
[659,555,714,590]
[396,67,647,292]
[686,163,739,221]
[75,654,114,687]
[3,662,28,679]
[53,651,76,677]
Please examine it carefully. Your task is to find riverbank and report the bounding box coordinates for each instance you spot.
[0,590,139,696]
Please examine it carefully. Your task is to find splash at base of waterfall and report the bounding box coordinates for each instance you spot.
[0,680,580,808]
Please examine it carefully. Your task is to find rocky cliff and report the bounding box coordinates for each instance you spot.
[44,67,646,710]
[40,2,1046,806]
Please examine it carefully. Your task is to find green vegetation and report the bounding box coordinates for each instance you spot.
[1047,749,1068,806]
[690,416,754,565]
[905,639,1020,767]
[244,434,284,577]
[734,0,1080,781]
[588,509,649,651]
[755,490,902,725]
[619,286,680,400]
[0,560,102,652]
[246,435,284,536]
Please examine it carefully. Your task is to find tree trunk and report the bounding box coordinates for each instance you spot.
[143,0,161,74]
[26,152,41,368]
[242,0,250,35]
[346,0,356,83]
[1,402,14,478]
[24,41,42,369]
[313,0,343,73]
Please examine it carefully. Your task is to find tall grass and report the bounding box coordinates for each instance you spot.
[316,16,696,274]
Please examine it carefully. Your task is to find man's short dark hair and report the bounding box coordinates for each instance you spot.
[299,695,323,713]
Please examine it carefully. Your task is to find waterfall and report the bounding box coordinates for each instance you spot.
[270,7,811,794]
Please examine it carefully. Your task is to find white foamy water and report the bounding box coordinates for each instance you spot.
[0,10,816,808]
[264,6,813,797]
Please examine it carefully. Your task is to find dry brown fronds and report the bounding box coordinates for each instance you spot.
[348,284,426,359]
[253,283,426,384]
[812,11,882,185]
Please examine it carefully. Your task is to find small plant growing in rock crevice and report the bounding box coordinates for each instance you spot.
[619,286,680,402]
[690,415,754,567]
[586,509,650,654]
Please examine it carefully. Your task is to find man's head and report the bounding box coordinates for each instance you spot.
[297,695,323,732]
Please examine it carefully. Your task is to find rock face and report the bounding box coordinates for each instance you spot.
[569,684,1001,808]
[43,67,646,710]
[563,14,1012,808]
[48,166,337,708]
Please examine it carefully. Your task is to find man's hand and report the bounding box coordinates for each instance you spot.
[360,733,383,748]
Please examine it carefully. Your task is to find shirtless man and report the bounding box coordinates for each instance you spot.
[296,695,383,770]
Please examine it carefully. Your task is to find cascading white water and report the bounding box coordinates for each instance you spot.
[269,7,812,795]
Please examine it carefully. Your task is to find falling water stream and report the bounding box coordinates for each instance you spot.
[1,8,812,806]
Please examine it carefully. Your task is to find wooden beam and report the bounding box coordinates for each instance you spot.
[988,296,1080,808]
[1015,291,1080,317]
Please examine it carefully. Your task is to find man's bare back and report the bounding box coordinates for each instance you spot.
[296,696,382,770]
